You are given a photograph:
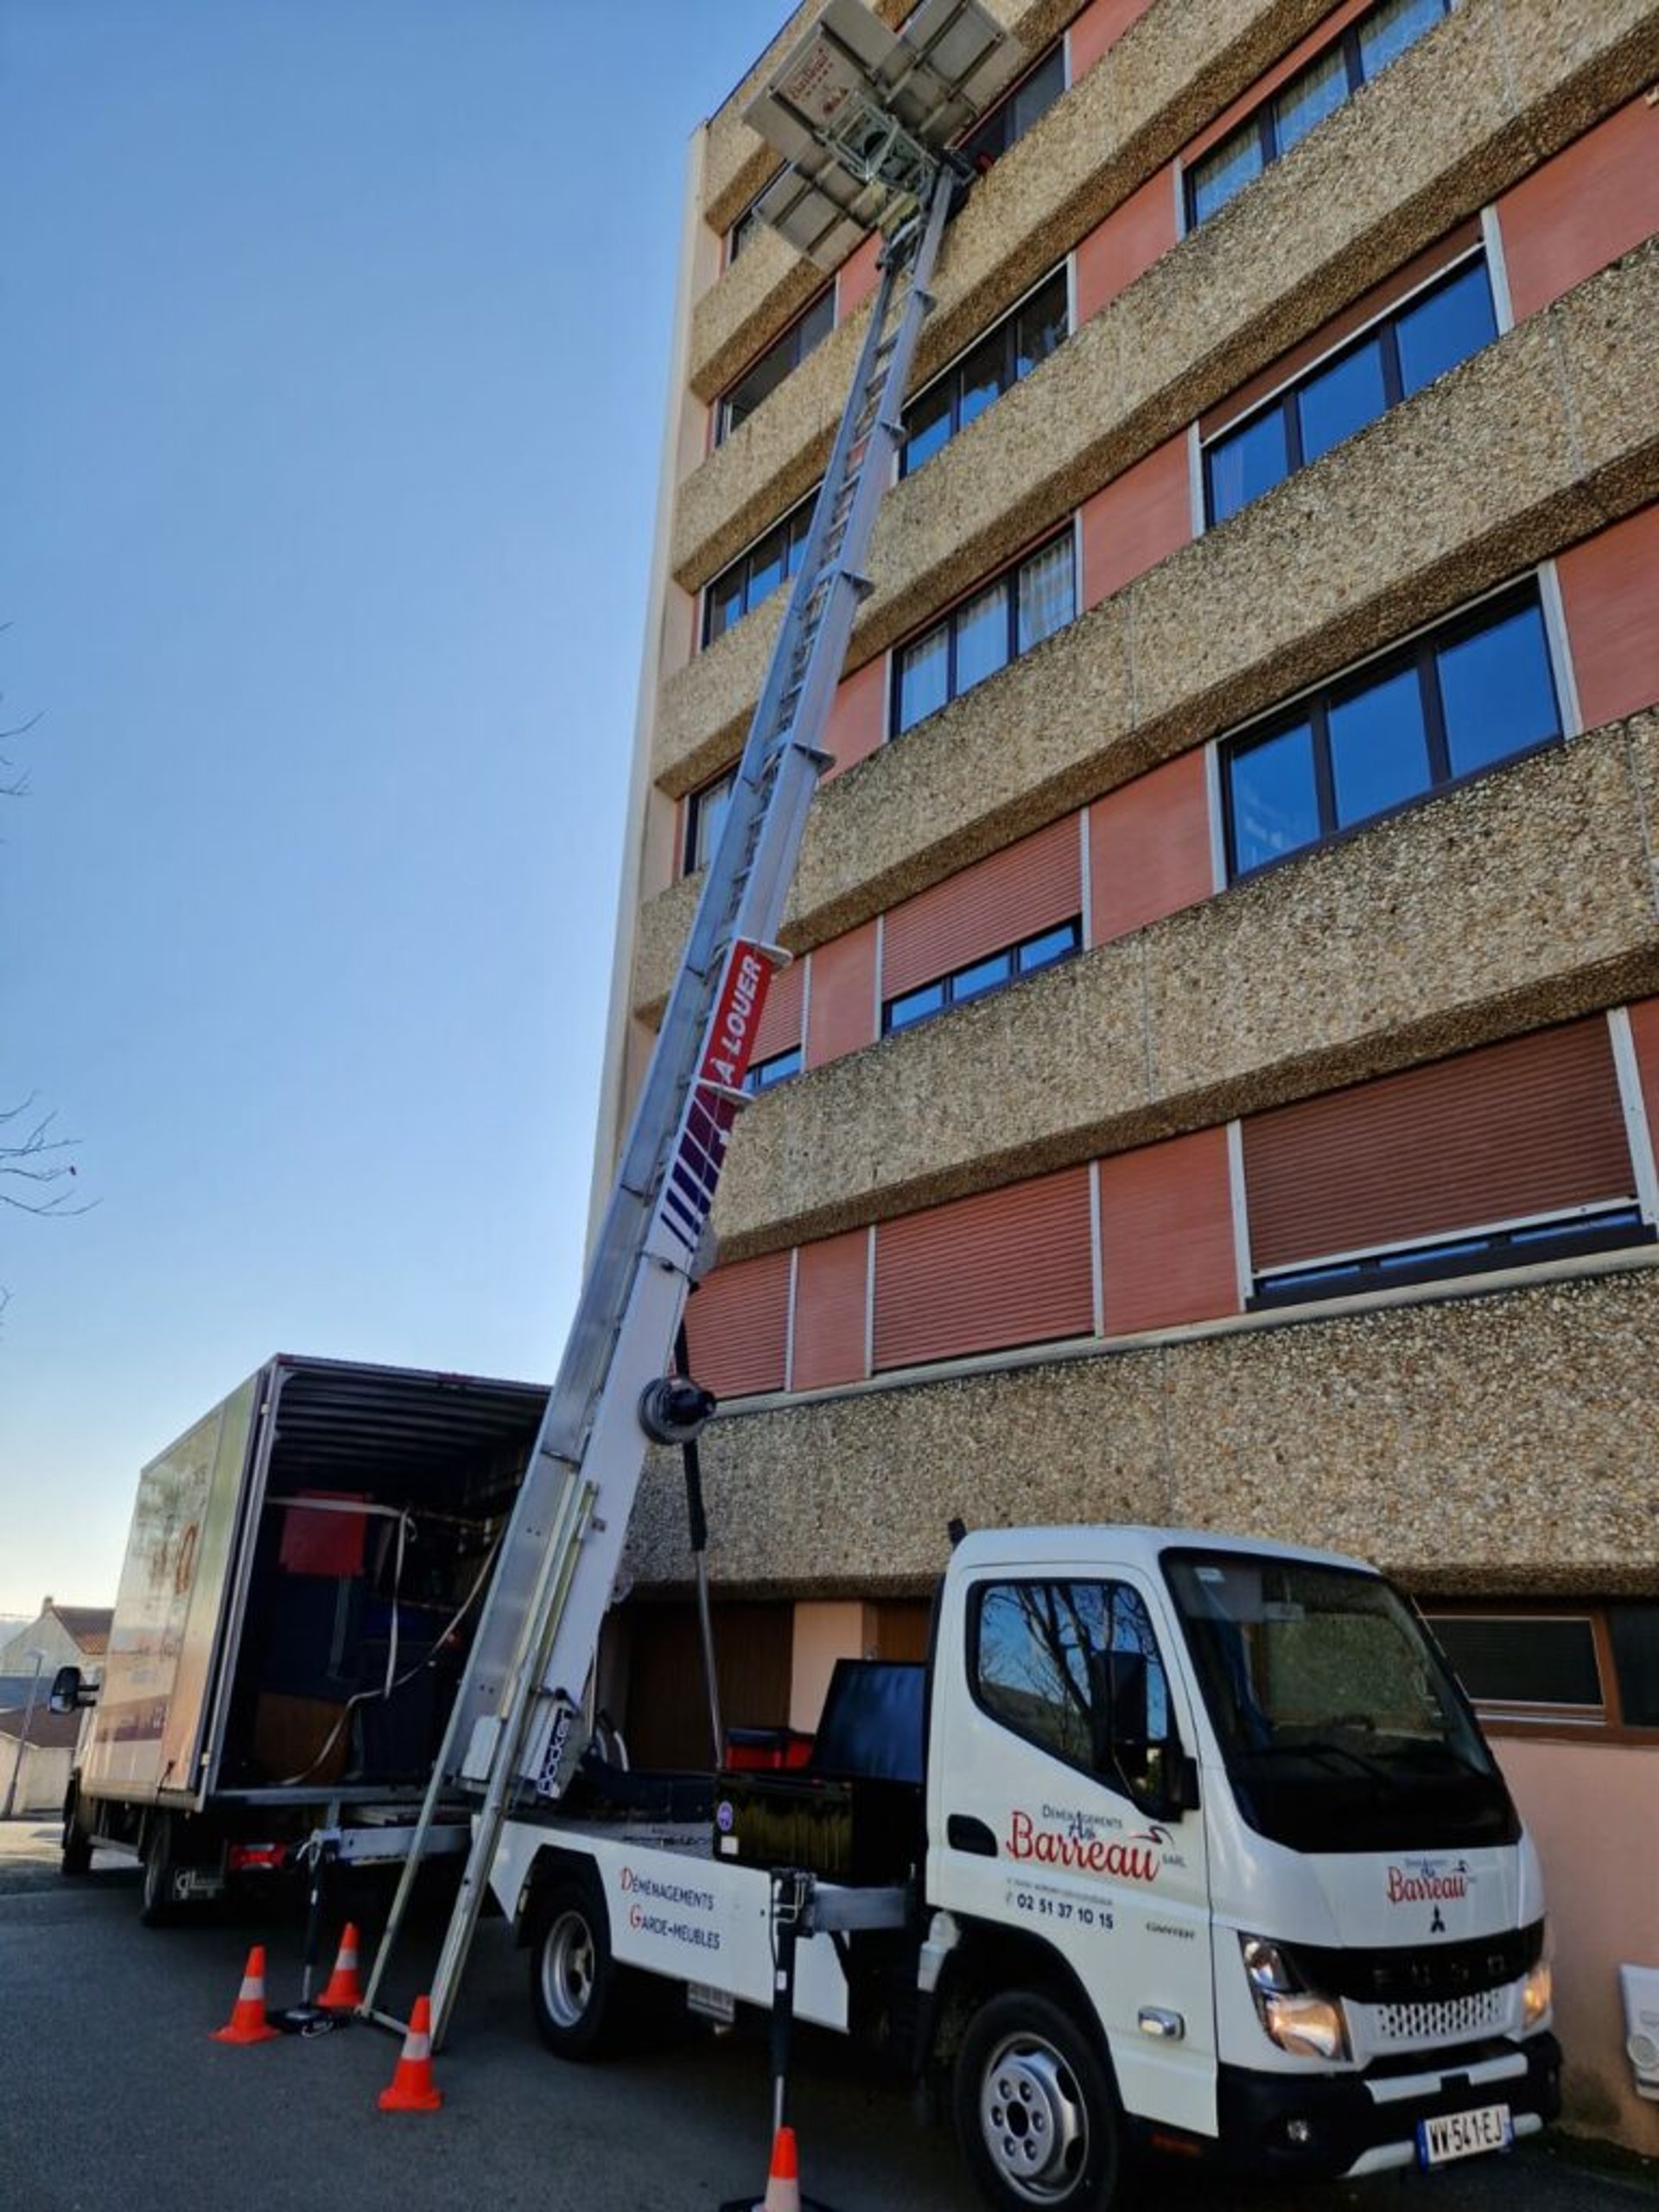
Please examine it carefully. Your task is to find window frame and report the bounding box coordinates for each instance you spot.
[715,282,836,447]
[882,917,1082,1037]
[957,41,1066,169]
[745,1045,803,1096]
[1184,0,1452,230]
[1421,1601,1659,1745]
[683,766,737,877]
[899,267,1070,481]
[1218,581,1564,883]
[1249,1201,1652,1308]
[1201,245,1494,526]
[890,529,1078,738]
[701,488,819,649]
[967,1574,1173,1785]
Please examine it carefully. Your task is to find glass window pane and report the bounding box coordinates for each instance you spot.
[1273,47,1349,158]
[955,581,1011,695]
[1359,0,1445,79]
[1016,539,1075,653]
[1020,923,1079,973]
[797,288,836,357]
[1297,335,1388,466]
[953,951,1013,1003]
[1436,601,1560,778]
[1205,407,1290,524]
[689,773,734,872]
[903,379,954,475]
[896,625,950,732]
[1428,1617,1601,1708]
[705,566,746,646]
[747,523,787,608]
[1608,1605,1659,1727]
[1228,721,1319,873]
[785,504,813,577]
[747,1046,802,1095]
[887,982,945,1033]
[958,332,1007,433]
[1008,46,1065,142]
[1395,261,1498,397]
[1016,274,1069,380]
[1327,663,1432,827]
[1190,123,1262,225]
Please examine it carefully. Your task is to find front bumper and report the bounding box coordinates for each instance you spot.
[1217,2032,1561,2179]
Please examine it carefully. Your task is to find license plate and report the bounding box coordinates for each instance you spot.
[1417,2103,1513,2167]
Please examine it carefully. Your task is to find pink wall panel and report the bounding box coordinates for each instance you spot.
[1097,1128,1238,1334]
[836,233,883,322]
[1079,435,1192,610]
[805,922,878,1067]
[1073,169,1176,326]
[1556,505,1659,732]
[1497,100,1659,324]
[791,1230,869,1391]
[1087,750,1212,944]
[1067,0,1158,82]
[823,656,887,781]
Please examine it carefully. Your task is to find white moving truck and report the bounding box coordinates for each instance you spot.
[491,1526,1559,2210]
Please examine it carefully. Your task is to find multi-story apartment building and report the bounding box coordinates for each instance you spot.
[594,0,1659,2147]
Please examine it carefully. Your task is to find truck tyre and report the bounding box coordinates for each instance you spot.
[60,1785,93,1878]
[528,1875,627,2060]
[138,1813,179,1928]
[955,1991,1122,2212]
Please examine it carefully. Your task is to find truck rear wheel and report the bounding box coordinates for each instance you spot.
[955,1991,1122,2212]
[528,1875,626,2060]
[138,1814,179,1928]
[60,1784,93,1878]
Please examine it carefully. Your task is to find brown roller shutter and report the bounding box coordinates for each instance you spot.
[874,1166,1093,1371]
[791,1229,869,1392]
[882,816,1081,1000]
[682,1249,791,1400]
[751,953,804,1065]
[1243,1019,1633,1274]
[1630,996,1659,1130]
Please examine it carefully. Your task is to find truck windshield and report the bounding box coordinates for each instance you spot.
[1162,1549,1518,1853]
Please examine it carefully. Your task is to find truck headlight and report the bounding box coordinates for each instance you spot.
[1522,1960,1552,2030]
[1241,1935,1351,2062]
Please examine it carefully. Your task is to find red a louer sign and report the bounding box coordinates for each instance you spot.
[701,940,775,1092]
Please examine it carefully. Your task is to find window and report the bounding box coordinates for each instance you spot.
[683,767,735,875]
[1252,1206,1649,1306]
[715,286,835,445]
[958,43,1065,168]
[883,918,1080,1034]
[893,534,1077,734]
[1222,584,1561,879]
[973,1580,1169,1776]
[901,270,1068,478]
[745,1046,802,1095]
[1425,1605,1659,1736]
[702,493,817,648]
[1186,0,1450,227]
[1205,254,1498,524]
[727,200,763,266]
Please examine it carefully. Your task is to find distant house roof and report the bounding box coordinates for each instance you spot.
[49,1606,112,1656]
[0,1706,81,1751]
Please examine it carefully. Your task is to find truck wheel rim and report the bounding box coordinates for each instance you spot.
[977,2031,1087,2203]
[541,1910,595,2029]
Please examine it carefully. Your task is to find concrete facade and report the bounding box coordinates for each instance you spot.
[601,0,1659,2148]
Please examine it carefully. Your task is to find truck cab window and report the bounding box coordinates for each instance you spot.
[972,1579,1169,1777]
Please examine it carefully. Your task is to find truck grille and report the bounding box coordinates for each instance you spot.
[1374,1989,1507,2044]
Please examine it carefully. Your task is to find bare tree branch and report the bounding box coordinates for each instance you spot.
[0,1096,94,1215]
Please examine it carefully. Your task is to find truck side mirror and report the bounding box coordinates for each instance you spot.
[48,1666,91,1715]
[1090,1649,1195,1822]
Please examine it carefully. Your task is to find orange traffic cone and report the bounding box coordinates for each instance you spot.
[761,2126,801,2212]
[210,1945,283,2045]
[317,1922,365,2012]
[377,1993,442,2112]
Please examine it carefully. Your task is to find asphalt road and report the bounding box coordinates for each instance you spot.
[2,1818,1654,2212]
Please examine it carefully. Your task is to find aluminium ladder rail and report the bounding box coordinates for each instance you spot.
[365,160,958,2047]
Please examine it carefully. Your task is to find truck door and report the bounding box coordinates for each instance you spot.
[931,1568,1217,2139]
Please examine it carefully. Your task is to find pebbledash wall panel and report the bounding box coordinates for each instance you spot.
[873,1165,1093,1371]
[1243,1019,1634,1274]
[1496,97,1659,324]
[1557,504,1659,734]
[683,1248,791,1400]
[881,815,1082,998]
[1097,1126,1239,1334]
[751,951,805,1065]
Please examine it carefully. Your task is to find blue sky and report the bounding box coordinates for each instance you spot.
[0,0,785,1612]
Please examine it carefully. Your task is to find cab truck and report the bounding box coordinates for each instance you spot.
[491,1526,1559,2210]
